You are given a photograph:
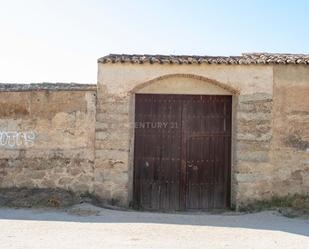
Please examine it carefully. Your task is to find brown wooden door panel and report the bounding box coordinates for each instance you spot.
[134,94,182,210]
[134,94,231,210]
[182,95,231,209]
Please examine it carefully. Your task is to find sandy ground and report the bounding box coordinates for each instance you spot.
[0,204,308,249]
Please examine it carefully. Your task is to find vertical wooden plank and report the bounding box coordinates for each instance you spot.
[180,97,186,210]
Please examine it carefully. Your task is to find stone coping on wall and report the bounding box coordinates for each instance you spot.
[98,53,309,65]
[0,83,97,92]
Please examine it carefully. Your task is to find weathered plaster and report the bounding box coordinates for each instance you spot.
[0,89,96,193]
[98,63,273,95]
[1,62,308,209]
[271,65,309,196]
[96,63,275,207]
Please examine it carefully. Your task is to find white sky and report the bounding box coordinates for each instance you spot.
[0,0,308,83]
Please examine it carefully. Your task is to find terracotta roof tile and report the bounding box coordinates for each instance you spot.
[98,53,309,65]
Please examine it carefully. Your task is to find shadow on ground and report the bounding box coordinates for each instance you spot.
[0,203,308,237]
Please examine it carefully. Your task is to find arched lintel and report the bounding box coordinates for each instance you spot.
[129,73,240,95]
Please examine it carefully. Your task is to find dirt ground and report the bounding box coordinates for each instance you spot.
[0,203,308,249]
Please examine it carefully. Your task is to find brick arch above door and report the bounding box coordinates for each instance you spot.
[130,74,240,95]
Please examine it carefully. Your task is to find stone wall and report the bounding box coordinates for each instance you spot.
[1,63,308,209]
[271,65,309,196]
[234,93,274,205]
[96,63,275,207]
[0,84,96,194]
[94,84,131,205]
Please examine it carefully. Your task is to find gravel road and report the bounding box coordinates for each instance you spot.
[0,204,308,249]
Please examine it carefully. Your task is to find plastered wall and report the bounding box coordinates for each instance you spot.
[0,63,308,208]
[0,87,96,193]
[96,63,277,207]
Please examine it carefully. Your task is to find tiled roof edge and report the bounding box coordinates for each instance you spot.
[0,83,97,92]
[98,53,309,65]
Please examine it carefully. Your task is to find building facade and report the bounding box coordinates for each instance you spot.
[0,53,308,210]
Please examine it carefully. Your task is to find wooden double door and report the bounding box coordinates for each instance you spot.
[133,94,232,210]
